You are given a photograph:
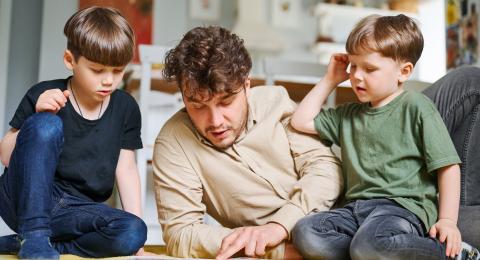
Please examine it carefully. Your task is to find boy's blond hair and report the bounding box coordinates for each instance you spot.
[346,14,423,65]
[64,6,135,66]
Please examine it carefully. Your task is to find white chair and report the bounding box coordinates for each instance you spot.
[262,58,334,106]
[404,79,431,92]
[137,44,182,244]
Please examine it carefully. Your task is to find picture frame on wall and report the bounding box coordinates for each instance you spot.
[189,0,221,21]
[79,0,153,63]
[271,0,301,28]
[445,0,480,70]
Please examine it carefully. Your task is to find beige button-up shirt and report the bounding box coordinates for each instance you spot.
[153,86,342,258]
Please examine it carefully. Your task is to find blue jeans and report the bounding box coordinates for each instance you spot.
[0,113,147,257]
[293,199,446,260]
[422,66,480,248]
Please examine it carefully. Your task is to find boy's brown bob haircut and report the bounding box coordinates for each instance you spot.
[346,14,424,65]
[64,6,135,66]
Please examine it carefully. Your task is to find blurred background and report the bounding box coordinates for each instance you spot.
[0,0,476,245]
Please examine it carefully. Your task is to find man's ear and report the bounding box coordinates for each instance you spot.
[245,77,251,96]
[63,50,75,71]
[398,62,414,84]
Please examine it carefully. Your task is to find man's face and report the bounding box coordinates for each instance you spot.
[183,81,250,149]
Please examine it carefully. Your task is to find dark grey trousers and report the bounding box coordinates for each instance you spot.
[423,66,480,248]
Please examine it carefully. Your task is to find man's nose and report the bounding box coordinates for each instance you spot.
[209,108,224,127]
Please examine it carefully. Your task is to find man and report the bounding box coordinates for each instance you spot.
[152,26,342,259]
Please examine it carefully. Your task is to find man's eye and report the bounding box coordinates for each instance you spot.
[220,99,234,106]
[191,103,204,109]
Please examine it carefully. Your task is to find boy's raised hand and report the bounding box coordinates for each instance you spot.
[36,89,70,113]
[324,53,350,87]
[429,218,462,258]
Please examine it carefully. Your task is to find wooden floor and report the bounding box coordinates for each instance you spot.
[0,245,167,259]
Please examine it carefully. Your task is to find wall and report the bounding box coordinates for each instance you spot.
[0,0,12,134]
[1,0,44,236]
[148,0,237,47]
[4,0,44,130]
[38,0,77,82]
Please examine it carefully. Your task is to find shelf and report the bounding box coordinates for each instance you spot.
[311,1,445,83]
[314,3,418,18]
[314,3,418,44]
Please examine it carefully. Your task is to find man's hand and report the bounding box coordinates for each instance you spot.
[35,89,70,113]
[216,222,288,259]
[429,218,462,258]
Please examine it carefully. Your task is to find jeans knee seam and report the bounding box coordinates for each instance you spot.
[461,103,480,205]
[315,215,352,239]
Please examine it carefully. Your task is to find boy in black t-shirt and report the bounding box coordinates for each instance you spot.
[0,6,151,259]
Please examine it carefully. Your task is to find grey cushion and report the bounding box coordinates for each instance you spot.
[459,205,480,248]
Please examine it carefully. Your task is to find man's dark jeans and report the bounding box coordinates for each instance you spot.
[423,66,480,248]
[293,199,446,260]
[0,112,147,257]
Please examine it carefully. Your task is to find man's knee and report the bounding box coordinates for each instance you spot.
[108,216,147,256]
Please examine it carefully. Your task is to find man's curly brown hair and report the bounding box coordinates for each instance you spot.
[163,26,252,100]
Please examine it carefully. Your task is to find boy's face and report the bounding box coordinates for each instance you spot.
[64,50,126,103]
[348,51,412,108]
[183,80,250,149]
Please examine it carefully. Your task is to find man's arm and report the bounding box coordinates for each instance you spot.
[216,118,343,259]
[1,128,19,167]
[271,118,343,235]
[152,137,234,258]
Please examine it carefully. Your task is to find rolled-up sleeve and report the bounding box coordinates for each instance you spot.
[152,136,232,258]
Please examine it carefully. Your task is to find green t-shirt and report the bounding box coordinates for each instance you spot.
[314,91,461,230]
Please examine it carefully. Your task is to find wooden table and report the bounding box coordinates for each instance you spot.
[125,71,358,106]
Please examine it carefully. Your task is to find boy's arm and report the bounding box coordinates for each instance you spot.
[1,88,70,167]
[291,54,349,134]
[429,164,462,258]
[115,149,142,217]
[116,149,153,256]
[0,128,19,167]
[437,164,460,224]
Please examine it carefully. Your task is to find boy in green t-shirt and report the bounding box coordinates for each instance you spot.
[291,14,479,259]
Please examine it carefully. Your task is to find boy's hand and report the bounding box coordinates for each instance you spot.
[324,53,350,86]
[429,218,462,258]
[35,89,70,113]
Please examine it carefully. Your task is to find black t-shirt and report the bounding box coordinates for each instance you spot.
[9,77,142,202]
